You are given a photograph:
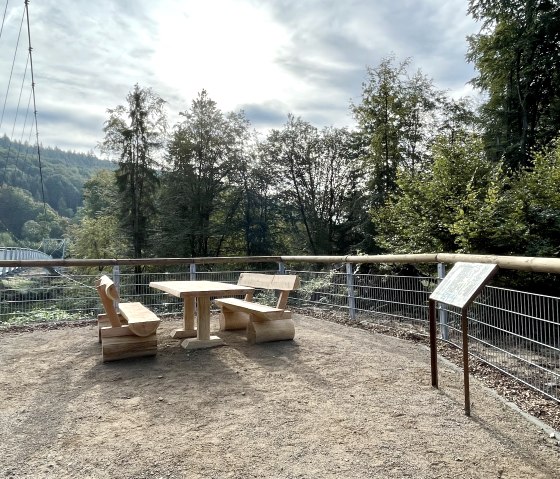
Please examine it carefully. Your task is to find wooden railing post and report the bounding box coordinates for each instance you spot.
[278,261,285,274]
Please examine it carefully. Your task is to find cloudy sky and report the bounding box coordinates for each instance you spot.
[0,0,479,154]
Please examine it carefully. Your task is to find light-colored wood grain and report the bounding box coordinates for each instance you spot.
[246,318,295,344]
[197,296,211,340]
[118,302,160,337]
[215,297,285,320]
[149,280,253,298]
[237,273,274,289]
[102,334,157,362]
[219,310,250,331]
[95,275,122,328]
[181,336,225,350]
[95,275,161,361]
[150,280,254,349]
[215,273,300,343]
[171,329,197,339]
[183,296,195,331]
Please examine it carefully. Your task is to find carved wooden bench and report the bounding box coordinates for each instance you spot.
[96,275,161,362]
[215,273,300,344]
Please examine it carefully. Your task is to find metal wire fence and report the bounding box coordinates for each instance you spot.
[444,287,560,402]
[0,261,558,402]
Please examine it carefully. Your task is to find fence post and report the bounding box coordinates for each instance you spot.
[1,248,6,276]
[112,265,120,287]
[190,263,196,281]
[437,263,449,340]
[278,261,285,274]
[7,248,13,274]
[346,262,356,321]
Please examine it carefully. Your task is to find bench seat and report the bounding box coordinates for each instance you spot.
[95,275,161,362]
[216,273,300,344]
[118,302,161,337]
[214,298,286,321]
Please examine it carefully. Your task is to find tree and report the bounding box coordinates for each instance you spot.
[233,144,278,256]
[101,85,166,259]
[513,138,560,257]
[67,170,125,259]
[262,116,364,255]
[158,90,250,257]
[374,134,524,255]
[467,0,560,168]
[352,56,443,206]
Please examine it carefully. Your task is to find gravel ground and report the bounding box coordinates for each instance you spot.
[1,314,559,478]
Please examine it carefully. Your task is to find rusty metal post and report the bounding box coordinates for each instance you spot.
[429,298,438,388]
[462,307,471,416]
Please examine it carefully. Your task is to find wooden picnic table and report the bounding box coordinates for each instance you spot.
[149,280,254,350]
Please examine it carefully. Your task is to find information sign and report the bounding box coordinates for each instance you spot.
[430,262,498,309]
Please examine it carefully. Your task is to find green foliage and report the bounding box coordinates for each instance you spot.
[374,134,525,254]
[352,56,443,206]
[513,138,560,256]
[262,116,365,255]
[298,271,336,302]
[157,90,250,257]
[374,133,560,260]
[101,84,166,259]
[253,289,277,307]
[1,307,85,326]
[0,135,109,217]
[467,0,560,168]
[67,215,126,259]
[0,186,69,245]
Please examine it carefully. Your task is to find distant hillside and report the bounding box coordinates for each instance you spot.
[0,135,113,217]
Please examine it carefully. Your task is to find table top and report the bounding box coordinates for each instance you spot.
[149,280,253,298]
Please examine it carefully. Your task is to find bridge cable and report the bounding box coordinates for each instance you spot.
[24,0,46,215]
[1,50,28,184]
[12,86,32,173]
[0,3,25,133]
[0,0,8,42]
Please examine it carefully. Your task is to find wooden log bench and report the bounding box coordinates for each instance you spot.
[215,273,300,344]
[96,275,161,362]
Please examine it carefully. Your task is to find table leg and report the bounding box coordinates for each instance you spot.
[197,296,211,340]
[181,295,224,350]
[171,296,197,339]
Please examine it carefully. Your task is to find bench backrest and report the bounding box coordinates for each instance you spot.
[237,273,300,309]
[95,275,122,328]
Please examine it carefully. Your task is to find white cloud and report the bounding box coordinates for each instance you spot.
[0,0,480,152]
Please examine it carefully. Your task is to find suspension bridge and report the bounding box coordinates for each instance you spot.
[0,238,68,276]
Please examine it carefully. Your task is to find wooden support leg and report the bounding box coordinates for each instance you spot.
[246,318,295,344]
[181,295,224,350]
[172,296,197,339]
[219,310,250,331]
[101,334,157,362]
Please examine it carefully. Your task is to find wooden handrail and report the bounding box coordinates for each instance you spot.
[1,253,559,274]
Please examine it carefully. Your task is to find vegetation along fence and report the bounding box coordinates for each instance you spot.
[1,253,559,403]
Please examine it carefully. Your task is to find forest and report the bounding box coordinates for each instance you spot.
[0,137,109,245]
[2,1,560,276]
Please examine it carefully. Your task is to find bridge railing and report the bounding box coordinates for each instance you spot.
[0,247,52,276]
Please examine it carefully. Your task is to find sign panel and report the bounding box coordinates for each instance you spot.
[430,262,498,309]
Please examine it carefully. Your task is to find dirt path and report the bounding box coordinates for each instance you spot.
[1,315,559,478]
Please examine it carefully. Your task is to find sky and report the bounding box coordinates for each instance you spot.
[0,0,480,154]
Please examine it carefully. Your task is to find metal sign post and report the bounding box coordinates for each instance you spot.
[429,262,499,416]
